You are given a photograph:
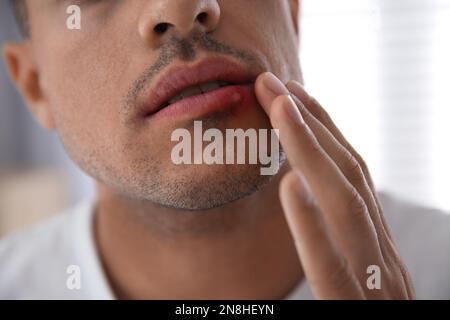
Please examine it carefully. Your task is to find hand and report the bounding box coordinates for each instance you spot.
[254,72,415,300]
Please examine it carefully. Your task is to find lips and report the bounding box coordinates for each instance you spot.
[140,57,257,119]
[166,80,231,105]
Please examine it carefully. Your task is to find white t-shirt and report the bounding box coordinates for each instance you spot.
[1,192,449,299]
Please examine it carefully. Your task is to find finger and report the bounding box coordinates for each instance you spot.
[286,85,416,300]
[272,94,385,284]
[284,89,387,252]
[286,82,378,192]
[286,94,392,297]
[280,170,365,300]
[255,74,382,272]
[286,81,395,242]
[255,72,291,111]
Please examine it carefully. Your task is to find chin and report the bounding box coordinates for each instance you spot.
[141,163,280,211]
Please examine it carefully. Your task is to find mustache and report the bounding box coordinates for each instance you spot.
[124,31,262,115]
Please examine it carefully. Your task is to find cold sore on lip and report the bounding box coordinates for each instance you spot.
[141,57,258,120]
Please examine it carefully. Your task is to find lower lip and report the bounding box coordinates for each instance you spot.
[147,84,255,120]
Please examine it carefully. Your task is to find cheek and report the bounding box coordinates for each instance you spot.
[261,21,300,81]
[224,1,299,82]
[39,40,129,148]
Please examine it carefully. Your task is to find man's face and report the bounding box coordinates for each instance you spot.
[22,0,301,210]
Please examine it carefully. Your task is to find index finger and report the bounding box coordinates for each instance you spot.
[255,73,384,277]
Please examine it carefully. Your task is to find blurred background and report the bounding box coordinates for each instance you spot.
[1,0,449,237]
[0,0,95,237]
[301,0,450,212]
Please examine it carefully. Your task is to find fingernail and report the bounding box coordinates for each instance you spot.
[285,95,304,125]
[263,72,290,96]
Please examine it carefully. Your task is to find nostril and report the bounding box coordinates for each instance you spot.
[196,12,208,25]
[154,22,172,34]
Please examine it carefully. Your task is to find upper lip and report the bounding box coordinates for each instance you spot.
[140,56,257,117]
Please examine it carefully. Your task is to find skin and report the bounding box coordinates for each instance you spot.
[4,0,414,299]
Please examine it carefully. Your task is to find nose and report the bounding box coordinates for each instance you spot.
[138,0,221,48]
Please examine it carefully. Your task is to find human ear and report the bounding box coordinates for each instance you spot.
[3,41,55,130]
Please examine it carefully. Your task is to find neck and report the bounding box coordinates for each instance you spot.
[94,171,303,299]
